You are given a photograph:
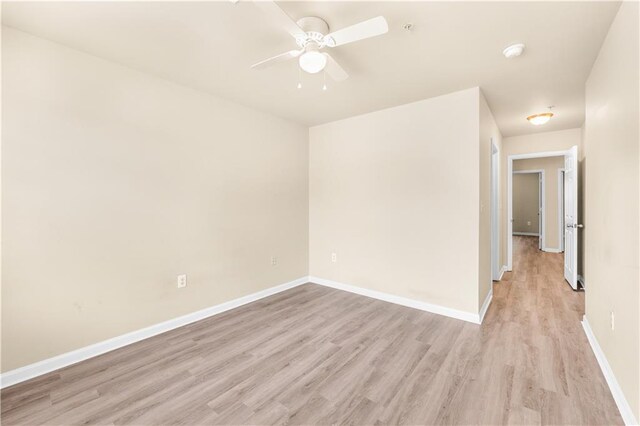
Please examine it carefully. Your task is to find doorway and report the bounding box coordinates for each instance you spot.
[506,147,580,289]
[512,169,544,250]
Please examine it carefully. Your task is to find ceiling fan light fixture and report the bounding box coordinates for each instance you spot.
[251,2,389,82]
[527,112,554,125]
[298,50,327,74]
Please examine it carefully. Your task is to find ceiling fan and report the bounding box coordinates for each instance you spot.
[251,0,389,82]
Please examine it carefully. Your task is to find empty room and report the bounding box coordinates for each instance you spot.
[1,1,638,425]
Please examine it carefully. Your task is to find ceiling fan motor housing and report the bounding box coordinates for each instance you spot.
[295,17,331,48]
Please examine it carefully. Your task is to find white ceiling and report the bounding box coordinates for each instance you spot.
[2,1,620,136]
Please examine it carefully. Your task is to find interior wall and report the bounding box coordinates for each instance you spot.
[513,157,565,249]
[583,1,639,420]
[500,128,582,269]
[512,173,540,235]
[1,27,310,372]
[309,88,481,315]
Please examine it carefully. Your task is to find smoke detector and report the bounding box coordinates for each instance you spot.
[503,43,525,58]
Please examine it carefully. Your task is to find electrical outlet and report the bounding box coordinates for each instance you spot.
[271,256,277,266]
[611,311,615,330]
[527,221,531,226]
[331,253,337,263]
[177,274,187,289]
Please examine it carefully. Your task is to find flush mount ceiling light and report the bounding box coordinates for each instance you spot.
[503,43,525,58]
[298,46,327,74]
[527,112,554,125]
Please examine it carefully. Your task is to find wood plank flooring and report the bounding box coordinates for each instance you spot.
[1,236,623,425]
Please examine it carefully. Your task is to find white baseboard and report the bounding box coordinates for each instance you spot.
[582,316,638,425]
[543,247,563,253]
[479,286,493,323]
[513,232,539,236]
[0,276,309,389]
[498,265,507,281]
[309,276,484,324]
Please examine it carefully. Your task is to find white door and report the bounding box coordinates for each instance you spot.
[564,145,579,289]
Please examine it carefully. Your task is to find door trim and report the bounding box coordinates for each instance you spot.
[558,169,565,252]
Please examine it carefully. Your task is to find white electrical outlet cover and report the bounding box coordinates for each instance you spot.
[177,274,187,288]
[611,311,615,330]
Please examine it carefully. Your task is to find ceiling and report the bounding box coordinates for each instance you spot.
[2,1,620,136]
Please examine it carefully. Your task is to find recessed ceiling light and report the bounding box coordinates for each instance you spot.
[527,112,554,125]
[503,43,525,58]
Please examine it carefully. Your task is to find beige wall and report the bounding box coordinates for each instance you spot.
[309,88,482,315]
[584,1,639,420]
[512,173,540,235]
[513,157,565,249]
[1,28,309,372]
[500,128,582,268]
[479,92,501,306]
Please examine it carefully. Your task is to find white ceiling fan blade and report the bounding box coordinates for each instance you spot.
[251,49,303,69]
[324,53,349,82]
[253,0,306,40]
[324,16,388,47]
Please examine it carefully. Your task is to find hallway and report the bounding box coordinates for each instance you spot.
[492,235,619,424]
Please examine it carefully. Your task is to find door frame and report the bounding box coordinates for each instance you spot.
[512,169,545,249]
[558,169,565,252]
[507,150,568,271]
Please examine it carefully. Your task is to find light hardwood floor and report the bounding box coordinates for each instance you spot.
[1,236,622,425]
